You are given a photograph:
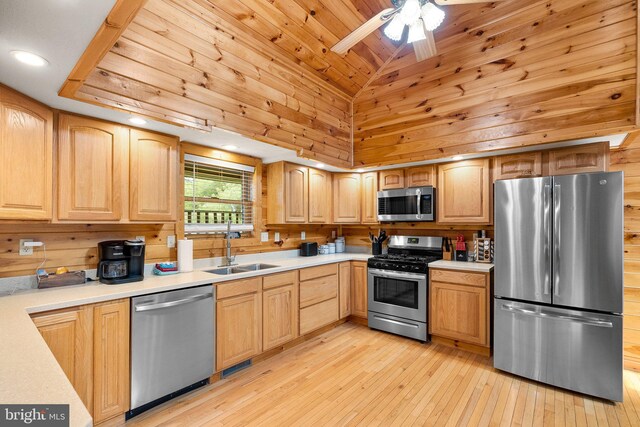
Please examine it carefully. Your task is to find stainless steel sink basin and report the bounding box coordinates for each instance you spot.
[205,263,279,275]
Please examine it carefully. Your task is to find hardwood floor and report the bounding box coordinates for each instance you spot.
[120,323,640,426]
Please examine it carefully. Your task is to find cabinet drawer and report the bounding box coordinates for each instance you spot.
[430,269,486,287]
[300,298,339,335]
[299,264,337,281]
[263,271,297,290]
[217,277,262,299]
[300,275,338,308]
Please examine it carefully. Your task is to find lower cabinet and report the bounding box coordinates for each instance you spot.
[299,264,339,335]
[262,272,299,351]
[31,299,130,424]
[338,262,351,318]
[351,261,368,318]
[216,279,263,371]
[429,268,491,348]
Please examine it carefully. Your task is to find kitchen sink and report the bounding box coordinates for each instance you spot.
[205,263,279,275]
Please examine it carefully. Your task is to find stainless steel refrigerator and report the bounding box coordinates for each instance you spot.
[494,171,623,401]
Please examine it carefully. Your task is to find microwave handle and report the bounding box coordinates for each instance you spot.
[416,188,421,216]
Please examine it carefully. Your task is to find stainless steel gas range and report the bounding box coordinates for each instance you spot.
[367,235,443,341]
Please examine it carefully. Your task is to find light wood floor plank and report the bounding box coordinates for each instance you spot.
[117,324,640,427]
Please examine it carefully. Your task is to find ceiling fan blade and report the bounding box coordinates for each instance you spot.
[414,31,437,62]
[331,8,396,55]
[434,0,505,4]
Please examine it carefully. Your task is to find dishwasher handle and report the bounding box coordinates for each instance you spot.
[134,292,213,312]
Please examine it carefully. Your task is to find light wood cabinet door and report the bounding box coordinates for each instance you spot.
[494,152,542,181]
[0,87,53,220]
[405,165,435,188]
[429,281,487,346]
[32,307,93,414]
[379,169,405,190]
[437,159,491,224]
[299,298,339,335]
[284,163,308,223]
[93,299,130,424]
[57,114,127,221]
[263,283,298,351]
[129,129,178,221]
[308,167,331,223]
[338,262,351,318]
[217,292,262,371]
[333,173,361,223]
[351,261,368,318]
[548,142,609,176]
[361,172,378,224]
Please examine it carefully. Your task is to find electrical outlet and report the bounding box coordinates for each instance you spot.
[167,235,176,248]
[332,230,337,239]
[19,239,33,256]
[301,231,306,240]
[274,232,280,242]
[261,232,269,242]
[135,236,146,242]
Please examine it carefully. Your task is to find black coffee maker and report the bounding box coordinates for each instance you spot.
[97,240,146,284]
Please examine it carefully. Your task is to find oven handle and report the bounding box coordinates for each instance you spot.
[372,315,420,329]
[368,268,427,280]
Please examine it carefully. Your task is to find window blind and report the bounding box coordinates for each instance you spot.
[184,154,255,234]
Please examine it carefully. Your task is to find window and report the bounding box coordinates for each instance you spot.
[184,154,255,233]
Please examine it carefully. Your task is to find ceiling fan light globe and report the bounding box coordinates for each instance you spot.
[421,2,445,31]
[407,21,427,43]
[383,14,405,41]
[399,0,422,25]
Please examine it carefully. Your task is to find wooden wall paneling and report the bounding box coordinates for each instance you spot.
[353,0,638,167]
[57,114,127,221]
[0,85,53,220]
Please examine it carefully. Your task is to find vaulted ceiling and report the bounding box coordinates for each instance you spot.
[60,0,639,168]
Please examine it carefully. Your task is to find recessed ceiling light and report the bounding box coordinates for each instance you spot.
[10,50,48,67]
[356,168,365,173]
[222,145,238,151]
[316,163,325,168]
[452,155,464,161]
[128,117,147,125]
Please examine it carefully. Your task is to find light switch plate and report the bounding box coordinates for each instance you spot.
[301,231,306,240]
[167,235,176,248]
[261,232,269,242]
[19,239,33,256]
[274,232,280,242]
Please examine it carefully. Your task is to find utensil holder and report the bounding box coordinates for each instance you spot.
[372,242,382,255]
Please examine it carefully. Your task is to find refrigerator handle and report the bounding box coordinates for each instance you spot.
[500,304,613,328]
[553,183,561,296]
[543,183,552,296]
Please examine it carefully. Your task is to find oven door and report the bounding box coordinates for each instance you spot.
[368,268,427,322]
[377,187,434,222]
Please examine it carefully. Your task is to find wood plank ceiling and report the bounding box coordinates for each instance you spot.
[61,0,639,168]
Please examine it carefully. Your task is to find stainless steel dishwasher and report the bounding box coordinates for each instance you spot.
[129,285,214,418]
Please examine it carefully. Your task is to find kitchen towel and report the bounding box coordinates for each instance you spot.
[177,239,194,272]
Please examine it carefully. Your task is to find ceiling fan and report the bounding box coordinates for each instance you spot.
[331,0,504,62]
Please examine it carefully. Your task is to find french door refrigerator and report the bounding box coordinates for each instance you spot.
[494,171,623,401]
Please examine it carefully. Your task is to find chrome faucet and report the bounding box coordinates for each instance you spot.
[219,220,238,267]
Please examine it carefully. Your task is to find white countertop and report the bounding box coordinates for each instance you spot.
[0,252,371,427]
[429,260,494,272]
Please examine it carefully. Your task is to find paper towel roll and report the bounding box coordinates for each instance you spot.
[178,239,194,272]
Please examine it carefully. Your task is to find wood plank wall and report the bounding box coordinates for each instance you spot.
[612,143,640,371]
[353,0,639,167]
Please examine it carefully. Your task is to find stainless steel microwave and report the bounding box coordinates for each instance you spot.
[377,186,435,222]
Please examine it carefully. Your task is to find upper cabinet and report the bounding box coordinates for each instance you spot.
[361,172,378,224]
[129,130,179,222]
[308,168,331,223]
[406,165,435,188]
[494,153,542,181]
[57,114,127,221]
[283,163,308,223]
[437,159,491,224]
[0,87,53,220]
[333,173,361,223]
[379,169,405,190]
[547,142,609,176]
